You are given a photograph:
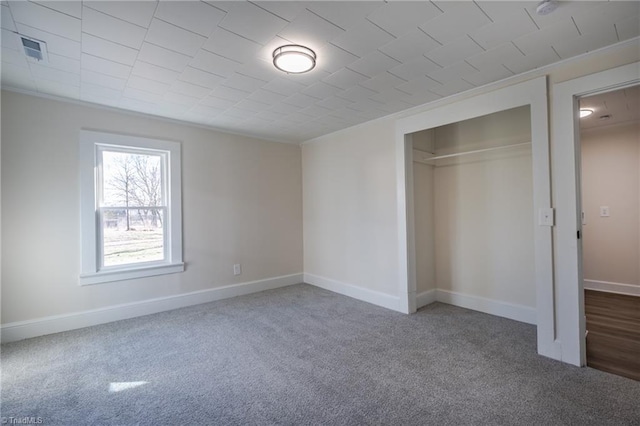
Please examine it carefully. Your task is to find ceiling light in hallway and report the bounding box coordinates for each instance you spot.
[580,109,594,118]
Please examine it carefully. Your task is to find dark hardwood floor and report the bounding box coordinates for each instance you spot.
[585,289,640,381]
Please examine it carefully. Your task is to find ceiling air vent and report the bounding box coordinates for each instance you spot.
[19,35,48,63]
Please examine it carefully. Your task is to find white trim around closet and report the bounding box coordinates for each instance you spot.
[395,77,559,361]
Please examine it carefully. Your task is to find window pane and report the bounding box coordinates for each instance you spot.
[102,151,163,208]
[102,208,165,267]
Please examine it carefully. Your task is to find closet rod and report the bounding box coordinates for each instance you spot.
[420,142,531,161]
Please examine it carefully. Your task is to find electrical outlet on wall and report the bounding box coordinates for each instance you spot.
[233,264,242,276]
[600,206,610,217]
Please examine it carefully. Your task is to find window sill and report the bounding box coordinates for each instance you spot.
[79,262,184,286]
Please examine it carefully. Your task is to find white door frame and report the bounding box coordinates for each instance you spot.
[395,77,560,360]
[552,62,639,366]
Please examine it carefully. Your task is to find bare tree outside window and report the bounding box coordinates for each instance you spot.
[101,151,165,267]
[132,154,163,229]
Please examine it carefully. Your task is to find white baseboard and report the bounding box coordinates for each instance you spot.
[303,273,402,312]
[584,279,640,296]
[302,274,534,324]
[1,273,303,343]
[416,290,437,308]
[435,289,537,325]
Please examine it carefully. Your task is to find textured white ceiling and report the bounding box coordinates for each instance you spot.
[1,1,639,143]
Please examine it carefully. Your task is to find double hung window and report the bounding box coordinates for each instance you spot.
[79,130,183,285]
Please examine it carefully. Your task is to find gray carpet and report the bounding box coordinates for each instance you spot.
[2,284,639,425]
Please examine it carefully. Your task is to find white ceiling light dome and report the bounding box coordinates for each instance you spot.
[536,0,559,16]
[273,44,316,74]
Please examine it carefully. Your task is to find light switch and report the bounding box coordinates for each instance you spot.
[600,206,610,217]
[539,208,554,226]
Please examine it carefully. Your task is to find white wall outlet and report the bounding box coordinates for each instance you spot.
[233,264,241,276]
[599,206,610,217]
[539,207,555,226]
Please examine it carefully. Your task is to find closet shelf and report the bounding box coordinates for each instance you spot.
[416,141,531,162]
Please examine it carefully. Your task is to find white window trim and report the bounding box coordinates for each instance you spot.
[79,130,184,285]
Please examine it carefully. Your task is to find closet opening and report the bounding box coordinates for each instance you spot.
[578,85,640,381]
[396,77,555,359]
[410,106,537,324]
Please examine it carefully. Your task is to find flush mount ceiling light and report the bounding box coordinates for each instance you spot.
[273,44,316,74]
[579,108,594,118]
[536,0,559,15]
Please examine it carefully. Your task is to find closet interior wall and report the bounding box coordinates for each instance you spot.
[413,106,537,314]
